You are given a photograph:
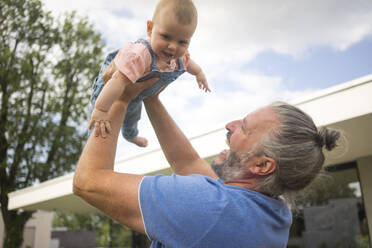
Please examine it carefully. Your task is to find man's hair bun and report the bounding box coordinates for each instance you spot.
[317,127,341,151]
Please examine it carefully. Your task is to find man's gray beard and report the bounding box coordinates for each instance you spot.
[210,151,247,182]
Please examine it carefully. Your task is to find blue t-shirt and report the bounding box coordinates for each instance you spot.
[139,174,292,248]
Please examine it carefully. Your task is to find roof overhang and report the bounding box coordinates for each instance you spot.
[8,74,372,213]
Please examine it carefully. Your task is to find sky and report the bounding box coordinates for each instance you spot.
[42,0,372,160]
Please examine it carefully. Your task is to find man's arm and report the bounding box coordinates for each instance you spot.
[144,96,217,179]
[74,78,157,233]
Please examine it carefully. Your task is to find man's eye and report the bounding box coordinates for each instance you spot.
[241,122,246,132]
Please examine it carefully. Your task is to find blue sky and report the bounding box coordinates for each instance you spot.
[247,38,372,91]
[43,0,372,159]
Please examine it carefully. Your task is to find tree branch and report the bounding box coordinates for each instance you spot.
[41,69,76,181]
[9,53,41,185]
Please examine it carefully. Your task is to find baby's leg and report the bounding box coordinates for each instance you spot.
[122,99,148,147]
[128,136,148,147]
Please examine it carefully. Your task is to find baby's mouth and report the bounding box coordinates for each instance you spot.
[162,51,174,58]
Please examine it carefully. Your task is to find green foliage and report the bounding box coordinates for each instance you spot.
[52,212,133,247]
[0,0,104,247]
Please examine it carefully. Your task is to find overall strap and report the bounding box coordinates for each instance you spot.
[135,39,157,68]
[135,38,185,71]
[177,57,185,70]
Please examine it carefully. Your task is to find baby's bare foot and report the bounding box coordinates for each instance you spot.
[129,136,148,147]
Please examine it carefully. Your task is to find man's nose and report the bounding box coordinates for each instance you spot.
[225,120,237,132]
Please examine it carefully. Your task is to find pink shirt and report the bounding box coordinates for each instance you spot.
[114,41,190,83]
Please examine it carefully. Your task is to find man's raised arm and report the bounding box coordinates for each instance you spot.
[73,77,158,233]
[144,96,217,179]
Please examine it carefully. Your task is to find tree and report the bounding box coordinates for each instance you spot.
[0,0,104,247]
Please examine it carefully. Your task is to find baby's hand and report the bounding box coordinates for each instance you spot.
[196,71,211,92]
[88,108,112,138]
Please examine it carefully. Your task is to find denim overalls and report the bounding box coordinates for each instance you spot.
[90,39,186,140]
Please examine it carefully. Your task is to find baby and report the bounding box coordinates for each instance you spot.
[89,0,209,147]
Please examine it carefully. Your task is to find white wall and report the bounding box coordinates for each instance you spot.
[24,211,53,248]
[357,156,372,241]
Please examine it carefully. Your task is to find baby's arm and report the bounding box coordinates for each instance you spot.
[187,59,210,92]
[89,70,131,137]
[102,61,116,84]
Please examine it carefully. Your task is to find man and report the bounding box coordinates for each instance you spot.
[73,78,340,247]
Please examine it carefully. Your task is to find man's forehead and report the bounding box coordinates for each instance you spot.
[244,106,279,128]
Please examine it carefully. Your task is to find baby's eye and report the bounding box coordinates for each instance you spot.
[162,34,170,40]
[179,40,188,46]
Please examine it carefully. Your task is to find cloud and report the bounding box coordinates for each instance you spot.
[162,71,313,132]
[191,0,372,65]
[43,0,154,50]
[43,0,372,61]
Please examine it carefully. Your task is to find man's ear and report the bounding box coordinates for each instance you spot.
[248,156,276,176]
[146,20,153,37]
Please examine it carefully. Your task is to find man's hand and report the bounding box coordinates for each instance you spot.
[89,108,112,138]
[89,77,159,138]
[196,71,211,92]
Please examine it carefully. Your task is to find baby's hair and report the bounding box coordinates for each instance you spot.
[152,0,197,25]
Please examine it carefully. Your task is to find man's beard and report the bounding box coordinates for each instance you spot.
[210,151,247,182]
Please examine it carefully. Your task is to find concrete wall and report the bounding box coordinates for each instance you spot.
[357,155,372,241]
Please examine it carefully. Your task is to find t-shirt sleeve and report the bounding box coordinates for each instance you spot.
[181,50,190,69]
[113,42,151,83]
[139,174,228,247]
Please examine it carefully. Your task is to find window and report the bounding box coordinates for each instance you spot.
[288,162,371,248]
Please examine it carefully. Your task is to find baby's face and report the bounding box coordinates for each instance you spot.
[147,10,196,63]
